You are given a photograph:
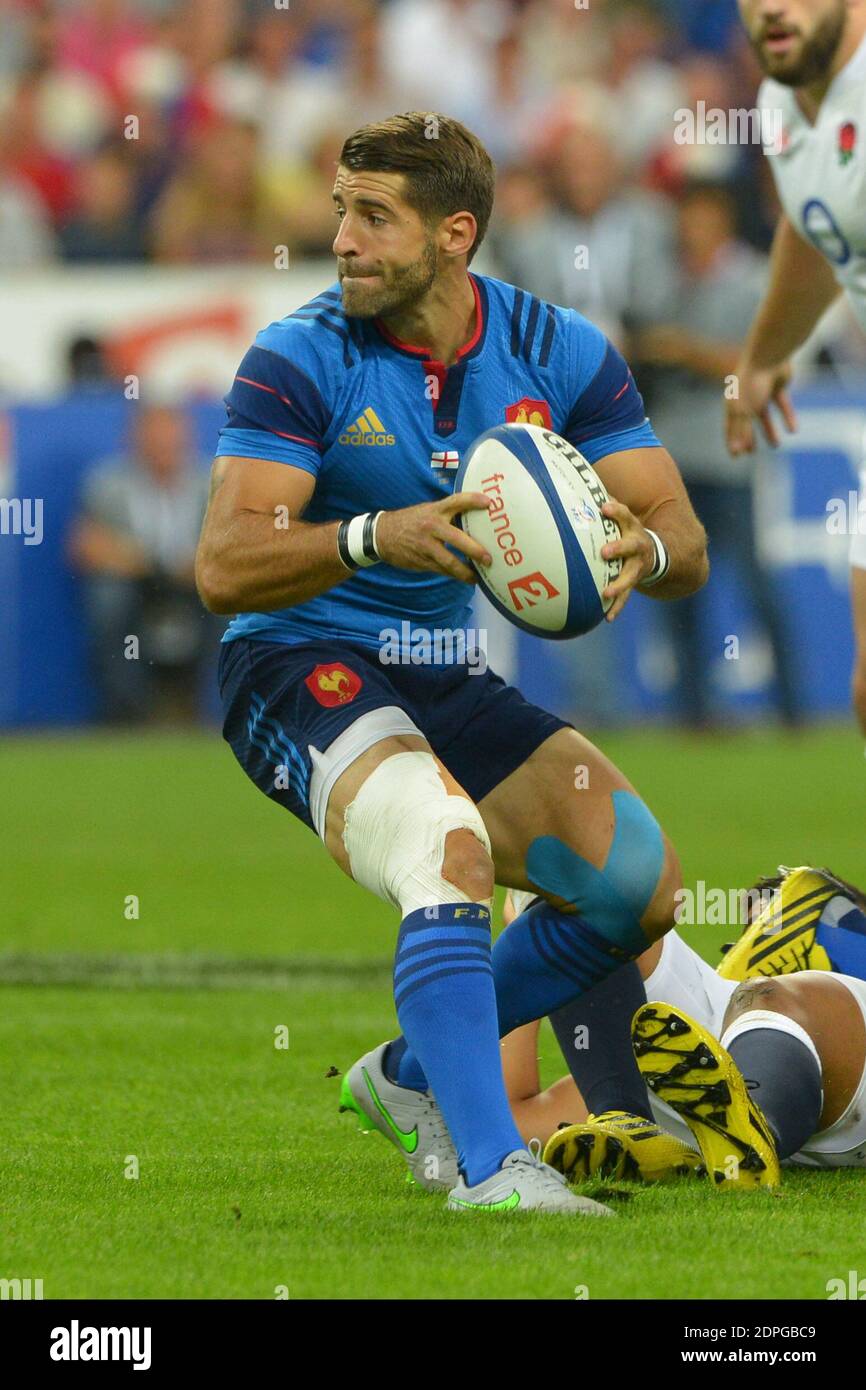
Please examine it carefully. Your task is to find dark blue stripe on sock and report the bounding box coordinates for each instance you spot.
[394,947,493,987]
[394,936,493,968]
[529,915,590,986]
[396,919,491,947]
[394,963,494,1011]
[548,917,617,973]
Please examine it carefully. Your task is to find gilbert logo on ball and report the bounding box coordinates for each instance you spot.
[455,423,621,639]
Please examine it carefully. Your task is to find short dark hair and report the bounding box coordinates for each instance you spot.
[339,112,495,265]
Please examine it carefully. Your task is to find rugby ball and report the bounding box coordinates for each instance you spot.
[454,424,622,638]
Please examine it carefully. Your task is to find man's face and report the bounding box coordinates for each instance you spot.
[135,407,187,483]
[678,195,734,274]
[332,166,440,319]
[738,0,848,86]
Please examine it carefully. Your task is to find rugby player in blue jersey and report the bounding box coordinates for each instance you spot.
[196,113,709,1214]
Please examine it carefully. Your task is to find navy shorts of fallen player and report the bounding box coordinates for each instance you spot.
[219,636,570,838]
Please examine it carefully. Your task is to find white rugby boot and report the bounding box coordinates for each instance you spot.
[447,1143,614,1215]
[339,1040,459,1192]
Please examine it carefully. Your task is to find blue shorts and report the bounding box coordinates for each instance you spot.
[218,638,570,834]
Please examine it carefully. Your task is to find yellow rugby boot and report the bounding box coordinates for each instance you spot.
[542,1119,626,1182]
[632,1002,781,1190]
[717,866,844,981]
[543,1110,703,1184]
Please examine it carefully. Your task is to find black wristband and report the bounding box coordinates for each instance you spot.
[337,520,360,572]
[362,511,380,563]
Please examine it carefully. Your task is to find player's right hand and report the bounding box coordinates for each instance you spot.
[375,492,492,584]
[725,359,797,456]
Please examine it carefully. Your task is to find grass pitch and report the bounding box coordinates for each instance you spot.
[2,726,865,1299]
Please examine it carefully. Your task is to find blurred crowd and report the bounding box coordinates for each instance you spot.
[0,0,775,271]
[3,0,853,729]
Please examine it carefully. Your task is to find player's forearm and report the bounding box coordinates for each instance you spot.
[639,500,709,600]
[195,511,350,614]
[741,215,842,369]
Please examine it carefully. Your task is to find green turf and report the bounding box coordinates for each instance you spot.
[1,727,865,1298]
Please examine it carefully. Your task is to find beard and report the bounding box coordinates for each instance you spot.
[338,237,439,319]
[750,3,847,86]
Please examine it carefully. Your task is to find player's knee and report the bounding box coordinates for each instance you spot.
[640,834,683,941]
[442,827,495,904]
[723,976,800,1031]
[342,749,493,915]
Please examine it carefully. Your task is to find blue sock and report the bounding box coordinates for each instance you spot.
[492,898,648,1036]
[387,898,650,1092]
[382,1036,428,1091]
[393,904,525,1186]
[726,1027,822,1159]
[817,898,866,977]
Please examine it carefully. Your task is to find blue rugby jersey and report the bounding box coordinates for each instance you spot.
[215,272,662,649]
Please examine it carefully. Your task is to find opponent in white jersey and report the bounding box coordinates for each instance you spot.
[726,1,866,733]
[501,869,866,1183]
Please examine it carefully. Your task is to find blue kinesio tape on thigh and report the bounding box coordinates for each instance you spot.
[525,791,664,952]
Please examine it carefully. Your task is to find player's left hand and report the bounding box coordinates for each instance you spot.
[599,497,656,622]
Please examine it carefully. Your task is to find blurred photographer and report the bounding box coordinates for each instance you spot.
[69,401,215,723]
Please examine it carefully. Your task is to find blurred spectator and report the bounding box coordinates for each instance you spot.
[461,22,550,165]
[264,125,352,259]
[209,11,341,161]
[492,111,677,344]
[149,118,283,263]
[518,0,610,89]
[68,401,215,723]
[66,335,112,389]
[631,182,801,727]
[54,0,155,105]
[59,146,147,260]
[0,166,57,267]
[660,0,741,56]
[597,0,684,172]
[379,0,512,125]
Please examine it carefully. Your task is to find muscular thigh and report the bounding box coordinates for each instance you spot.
[479,726,680,936]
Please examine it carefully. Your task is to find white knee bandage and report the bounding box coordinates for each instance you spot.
[342,751,492,916]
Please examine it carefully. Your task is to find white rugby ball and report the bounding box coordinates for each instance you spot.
[454,423,622,639]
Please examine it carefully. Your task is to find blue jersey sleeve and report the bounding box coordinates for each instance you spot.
[216,337,330,476]
[562,312,662,464]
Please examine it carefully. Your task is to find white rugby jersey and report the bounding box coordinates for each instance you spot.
[759,33,866,332]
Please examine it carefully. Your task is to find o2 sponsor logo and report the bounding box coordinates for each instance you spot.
[801,198,851,265]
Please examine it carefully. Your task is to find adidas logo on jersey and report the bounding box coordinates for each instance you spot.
[339,407,395,446]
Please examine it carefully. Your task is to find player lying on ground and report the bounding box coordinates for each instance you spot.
[726,0,866,734]
[498,866,866,1188]
[197,112,708,1213]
